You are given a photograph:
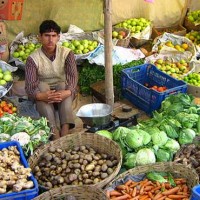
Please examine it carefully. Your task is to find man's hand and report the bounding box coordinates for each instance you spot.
[36,90,72,103]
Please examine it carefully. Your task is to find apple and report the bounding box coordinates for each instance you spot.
[68,44,75,51]
[83,49,89,54]
[118,31,126,38]
[77,45,84,51]
[0,80,6,85]
[72,40,80,47]
[12,52,20,58]
[88,46,94,51]
[62,41,70,48]
[3,74,12,82]
[112,31,118,38]
[0,73,3,79]
[3,70,11,75]
[75,49,82,54]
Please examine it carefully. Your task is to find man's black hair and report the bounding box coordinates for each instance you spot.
[39,20,61,34]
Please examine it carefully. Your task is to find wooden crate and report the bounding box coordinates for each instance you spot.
[152,24,186,39]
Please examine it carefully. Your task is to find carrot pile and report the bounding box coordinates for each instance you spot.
[106,178,190,200]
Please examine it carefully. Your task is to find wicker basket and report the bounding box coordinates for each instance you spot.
[33,185,108,200]
[184,17,200,31]
[106,162,199,190]
[113,27,131,48]
[28,132,122,189]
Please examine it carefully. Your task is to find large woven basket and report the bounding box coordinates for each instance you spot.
[106,162,199,190]
[184,17,200,31]
[28,132,122,189]
[33,185,108,200]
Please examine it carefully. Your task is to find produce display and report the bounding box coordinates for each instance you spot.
[0,145,34,193]
[0,114,51,156]
[0,99,17,117]
[158,40,189,52]
[144,83,168,92]
[98,93,200,169]
[114,18,151,36]
[185,31,200,46]
[33,145,118,189]
[153,58,190,79]
[62,39,98,55]
[0,68,13,86]
[187,10,200,24]
[106,172,190,200]
[112,29,128,40]
[183,72,200,86]
[12,42,42,63]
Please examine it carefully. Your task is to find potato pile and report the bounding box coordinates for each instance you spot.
[33,145,118,189]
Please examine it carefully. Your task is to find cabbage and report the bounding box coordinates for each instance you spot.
[135,148,156,166]
[96,130,113,140]
[155,148,173,162]
[125,130,143,149]
[112,127,131,141]
[137,129,151,145]
[164,138,180,153]
[178,128,196,145]
[124,153,137,169]
[151,131,168,147]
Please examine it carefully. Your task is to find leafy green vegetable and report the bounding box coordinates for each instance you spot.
[125,130,143,149]
[95,130,113,139]
[146,172,167,183]
[155,148,173,162]
[124,153,137,169]
[164,138,180,153]
[178,128,196,145]
[135,148,156,166]
[137,129,151,145]
[159,124,179,139]
[112,126,131,141]
[151,130,168,147]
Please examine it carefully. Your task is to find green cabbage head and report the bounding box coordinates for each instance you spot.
[136,148,156,166]
[151,131,168,147]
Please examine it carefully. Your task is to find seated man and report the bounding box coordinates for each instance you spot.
[25,20,78,140]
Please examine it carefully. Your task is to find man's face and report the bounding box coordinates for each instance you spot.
[39,31,60,50]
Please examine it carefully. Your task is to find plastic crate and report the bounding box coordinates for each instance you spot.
[191,184,200,200]
[121,64,187,114]
[0,141,39,200]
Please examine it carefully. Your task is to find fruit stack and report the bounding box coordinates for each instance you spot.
[0,68,12,86]
[112,27,130,47]
[62,39,98,55]
[185,31,200,46]
[12,42,41,63]
[184,10,200,31]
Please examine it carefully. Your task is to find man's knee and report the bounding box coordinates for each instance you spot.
[55,82,65,90]
[38,82,50,92]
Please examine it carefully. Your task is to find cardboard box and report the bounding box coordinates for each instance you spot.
[0,0,24,20]
[152,24,187,39]
[0,21,9,61]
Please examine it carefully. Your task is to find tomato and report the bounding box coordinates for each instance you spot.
[157,87,165,92]
[7,109,13,114]
[2,106,9,112]
[7,103,13,108]
[0,101,7,108]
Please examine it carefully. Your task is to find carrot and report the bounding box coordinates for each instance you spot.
[140,185,145,194]
[125,179,133,186]
[148,191,153,199]
[165,198,173,200]
[151,186,161,193]
[144,186,154,191]
[153,192,163,200]
[130,182,140,188]
[110,190,122,196]
[182,185,189,194]
[162,186,180,195]
[111,194,131,200]
[116,185,127,190]
[139,194,148,200]
[132,186,137,197]
[168,194,188,199]
[156,181,161,187]
[143,181,153,187]
[156,196,166,200]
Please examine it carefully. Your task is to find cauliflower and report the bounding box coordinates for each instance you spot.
[11,132,30,146]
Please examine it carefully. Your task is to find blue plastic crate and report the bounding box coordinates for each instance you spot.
[121,64,187,114]
[191,184,200,200]
[0,141,39,200]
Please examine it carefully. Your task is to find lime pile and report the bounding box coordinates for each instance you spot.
[187,10,200,24]
[0,68,12,86]
[12,42,42,63]
[184,73,200,86]
[62,39,98,55]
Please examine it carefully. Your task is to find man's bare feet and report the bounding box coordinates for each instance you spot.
[51,127,60,141]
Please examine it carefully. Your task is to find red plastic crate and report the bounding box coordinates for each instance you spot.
[121,64,187,114]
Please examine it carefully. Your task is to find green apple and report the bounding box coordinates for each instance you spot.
[3,74,12,82]
[72,40,80,47]
[62,41,70,48]
[13,52,20,58]
[83,49,89,54]
[68,44,75,51]
[0,79,6,85]
[112,31,118,38]
[92,41,98,48]
[88,46,94,51]
[75,49,82,54]
[77,45,84,51]
[3,70,11,75]
[0,73,3,79]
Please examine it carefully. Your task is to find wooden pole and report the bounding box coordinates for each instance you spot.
[104,0,114,109]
